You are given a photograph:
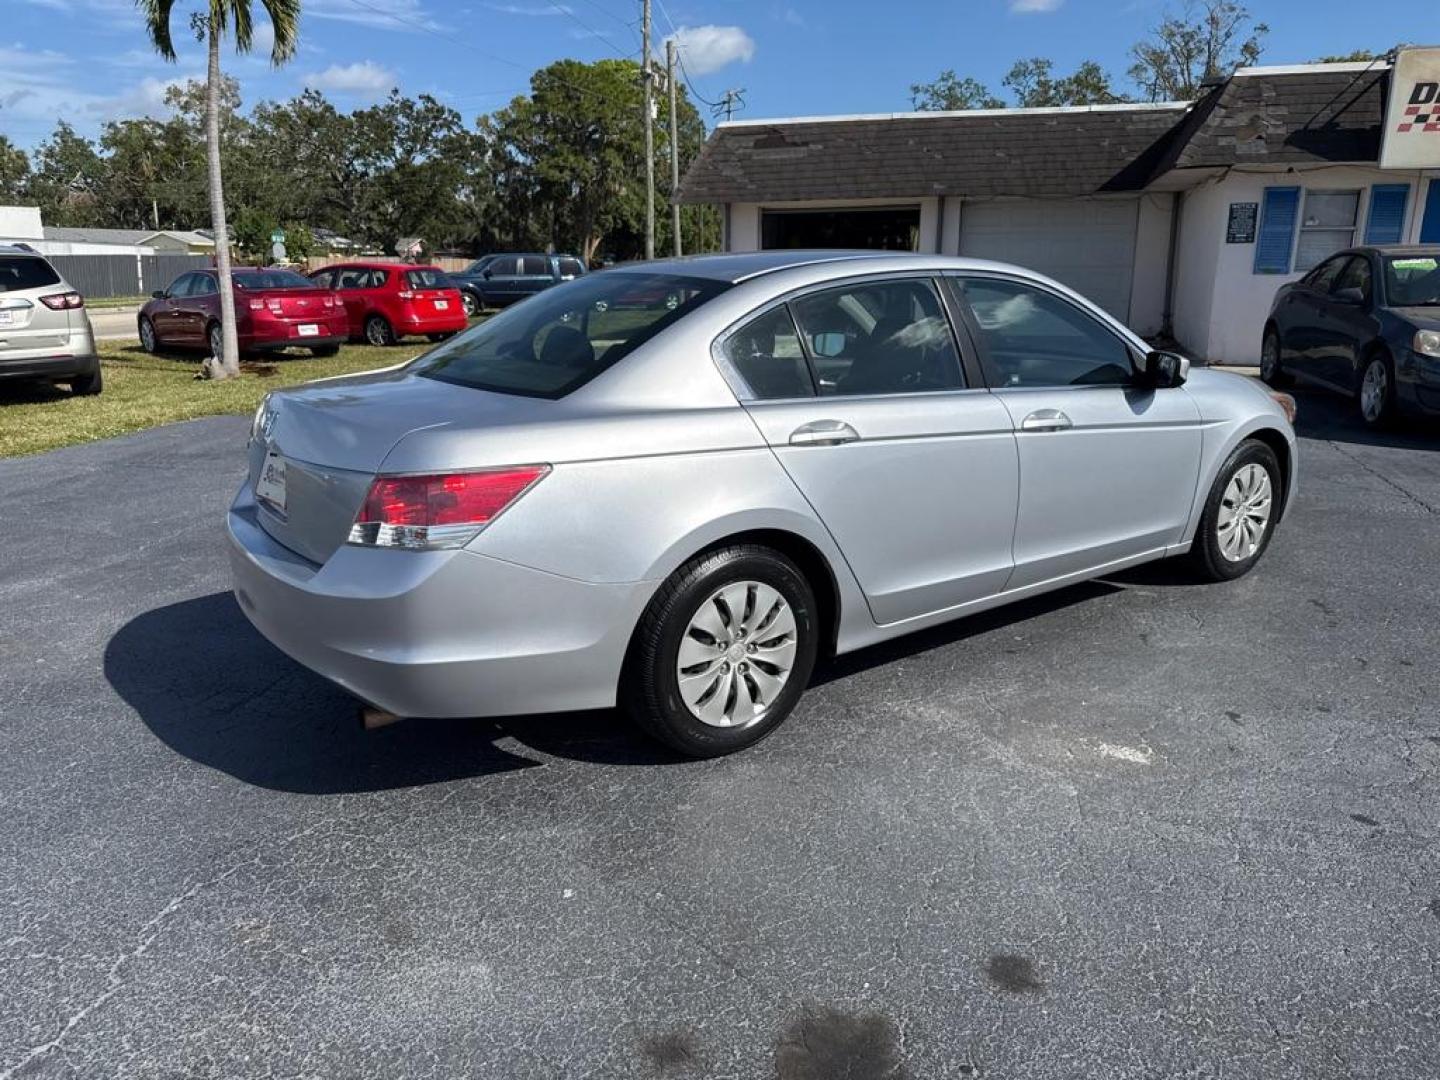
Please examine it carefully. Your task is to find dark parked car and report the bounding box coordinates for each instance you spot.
[139,267,347,358]
[449,253,586,316]
[1262,245,1440,427]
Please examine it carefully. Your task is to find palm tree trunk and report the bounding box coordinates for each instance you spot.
[207,10,240,379]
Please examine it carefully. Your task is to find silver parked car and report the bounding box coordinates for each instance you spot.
[229,252,1297,757]
[0,245,101,395]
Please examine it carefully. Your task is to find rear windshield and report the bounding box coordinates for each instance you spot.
[405,269,453,290]
[1383,255,1440,306]
[0,256,61,292]
[413,272,731,399]
[234,269,315,290]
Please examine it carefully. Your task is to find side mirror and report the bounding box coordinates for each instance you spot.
[482,269,493,279]
[151,290,166,299]
[1332,286,1365,306]
[1144,349,1190,389]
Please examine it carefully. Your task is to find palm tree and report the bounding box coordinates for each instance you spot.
[137,0,300,380]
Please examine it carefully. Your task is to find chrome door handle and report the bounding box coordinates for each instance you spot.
[789,420,860,446]
[1020,409,1073,432]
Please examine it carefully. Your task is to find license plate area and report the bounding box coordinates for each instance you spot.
[256,450,288,514]
[296,323,320,337]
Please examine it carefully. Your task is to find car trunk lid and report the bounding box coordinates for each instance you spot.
[242,287,338,321]
[249,366,553,564]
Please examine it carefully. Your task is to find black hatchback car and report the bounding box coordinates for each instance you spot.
[1262,245,1440,427]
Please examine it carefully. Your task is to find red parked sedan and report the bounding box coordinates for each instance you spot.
[138,267,348,358]
[308,262,468,346]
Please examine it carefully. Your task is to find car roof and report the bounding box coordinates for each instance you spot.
[1347,244,1440,257]
[611,250,1047,284]
[0,244,47,258]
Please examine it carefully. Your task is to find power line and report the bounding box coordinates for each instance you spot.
[543,2,633,61]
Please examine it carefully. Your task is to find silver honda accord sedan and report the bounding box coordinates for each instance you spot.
[228,252,1297,756]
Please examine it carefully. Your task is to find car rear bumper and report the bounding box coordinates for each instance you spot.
[0,351,99,381]
[397,311,469,334]
[226,484,654,718]
[247,332,347,351]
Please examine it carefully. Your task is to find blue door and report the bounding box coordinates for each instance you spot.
[1420,180,1440,244]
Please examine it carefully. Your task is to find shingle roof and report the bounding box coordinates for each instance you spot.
[1165,65,1388,169]
[676,104,1192,204]
[42,226,152,245]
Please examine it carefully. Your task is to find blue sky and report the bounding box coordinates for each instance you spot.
[0,0,1421,149]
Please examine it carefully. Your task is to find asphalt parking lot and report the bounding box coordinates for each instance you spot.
[1,381,1438,1079]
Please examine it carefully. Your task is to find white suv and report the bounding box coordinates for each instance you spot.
[0,245,101,396]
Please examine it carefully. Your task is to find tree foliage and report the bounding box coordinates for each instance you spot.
[0,135,31,203]
[909,71,1005,111]
[1003,59,1125,107]
[1128,0,1268,101]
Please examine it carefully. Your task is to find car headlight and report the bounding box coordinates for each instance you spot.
[249,394,271,446]
[1414,329,1440,358]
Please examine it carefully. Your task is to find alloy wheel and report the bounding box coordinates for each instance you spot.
[1360,358,1388,423]
[1216,463,1273,562]
[676,580,798,729]
[1260,335,1278,380]
[209,324,222,357]
[140,319,156,353]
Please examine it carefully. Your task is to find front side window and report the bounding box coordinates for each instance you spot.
[1332,256,1372,303]
[723,305,812,399]
[1295,190,1359,272]
[956,277,1134,388]
[1304,256,1347,293]
[167,273,198,298]
[192,273,217,296]
[1383,254,1440,306]
[788,278,963,396]
[0,256,60,292]
[486,256,518,277]
[414,271,730,399]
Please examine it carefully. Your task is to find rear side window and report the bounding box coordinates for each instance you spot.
[723,306,813,399]
[0,257,61,292]
[414,272,730,399]
[789,278,963,396]
[520,256,550,276]
[405,269,452,289]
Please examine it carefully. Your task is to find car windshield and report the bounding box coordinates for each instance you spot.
[0,256,61,292]
[464,258,493,274]
[1383,255,1440,306]
[405,269,453,289]
[234,269,316,290]
[413,271,731,399]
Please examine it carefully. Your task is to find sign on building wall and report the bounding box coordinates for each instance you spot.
[1381,46,1440,169]
[1226,202,1258,243]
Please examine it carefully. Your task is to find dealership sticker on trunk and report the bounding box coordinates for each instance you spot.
[434,299,449,310]
[297,323,320,337]
[256,450,287,513]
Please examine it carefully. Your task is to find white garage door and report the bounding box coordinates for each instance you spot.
[959,199,1139,321]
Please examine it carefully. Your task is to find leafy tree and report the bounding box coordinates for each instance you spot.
[1003,58,1128,107]
[26,123,106,227]
[1312,49,1383,63]
[138,0,301,380]
[1129,0,1268,101]
[909,70,1004,111]
[0,136,30,202]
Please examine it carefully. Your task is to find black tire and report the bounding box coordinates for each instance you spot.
[207,321,223,358]
[622,544,820,758]
[310,345,340,358]
[1260,326,1291,388]
[365,314,396,347]
[70,366,102,396]
[1357,350,1397,429]
[138,315,159,354]
[1188,439,1283,583]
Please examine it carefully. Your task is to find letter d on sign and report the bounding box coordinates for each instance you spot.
[1409,81,1439,105]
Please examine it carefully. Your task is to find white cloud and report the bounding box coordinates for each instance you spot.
[1010,0,1063,10]
[97,76,189,119]
[663,25,755,77]
[303,61,397,97]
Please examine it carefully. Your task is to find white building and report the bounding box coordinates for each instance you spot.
[679,58,1439,365]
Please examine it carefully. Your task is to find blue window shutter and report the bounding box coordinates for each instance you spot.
[1254,186,1300,274]
[1421,181,1440,244]
[1365,184,1409,245]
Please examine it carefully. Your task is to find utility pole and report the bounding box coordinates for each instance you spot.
[641,0,655,260]
[667,38,682,258]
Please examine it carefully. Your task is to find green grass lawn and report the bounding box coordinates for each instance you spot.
[0,339,422,458]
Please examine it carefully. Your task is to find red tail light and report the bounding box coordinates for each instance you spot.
[266,297,284,314]
[248,298,265,311]
[40,291,84,310]
[397,290,416,300]
[348,465,550,549]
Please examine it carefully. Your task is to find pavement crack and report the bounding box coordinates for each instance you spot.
[1326,440,1438,516]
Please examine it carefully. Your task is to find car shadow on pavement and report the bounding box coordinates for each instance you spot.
[104,591,681,794]
[1288,385,1439,451]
